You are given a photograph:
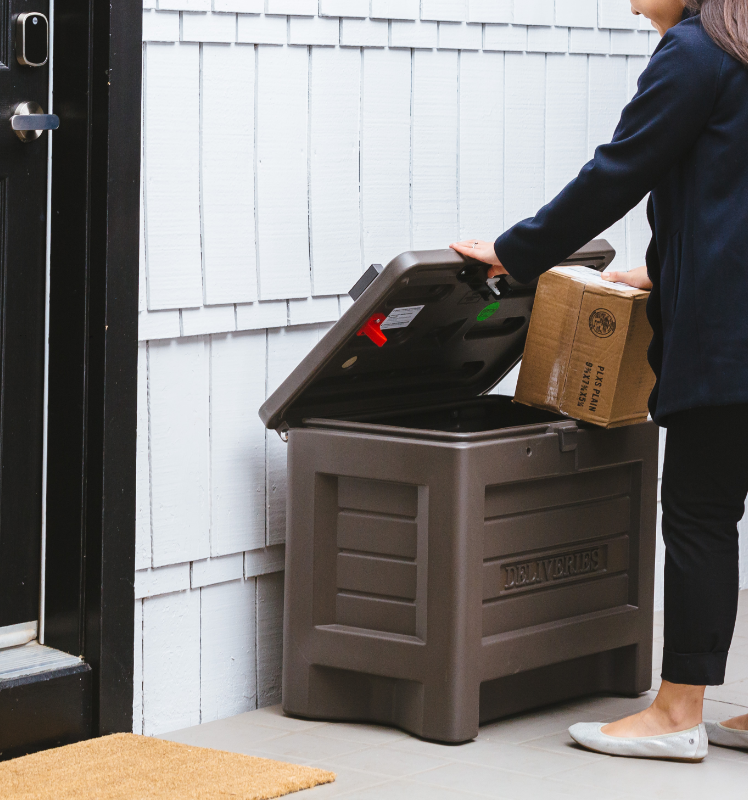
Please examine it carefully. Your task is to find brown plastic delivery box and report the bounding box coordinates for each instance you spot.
[259,241,658,744]
[515,266,656,428]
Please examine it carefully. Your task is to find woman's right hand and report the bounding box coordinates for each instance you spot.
[601,264,653,290]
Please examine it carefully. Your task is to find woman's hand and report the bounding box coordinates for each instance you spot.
[601,264,653,290]
[449,240,508,278]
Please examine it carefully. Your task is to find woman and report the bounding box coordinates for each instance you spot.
[452,0,748,761]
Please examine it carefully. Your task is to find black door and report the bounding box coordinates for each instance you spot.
[0,1,51,632]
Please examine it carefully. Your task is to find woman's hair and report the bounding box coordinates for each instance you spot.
[686,0,748,66]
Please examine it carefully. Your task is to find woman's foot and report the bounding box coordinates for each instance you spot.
[705,715,748,751]
[720,713,748,731]
[601,680,705,738]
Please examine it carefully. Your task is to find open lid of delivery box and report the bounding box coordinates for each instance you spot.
[259,240,615,434]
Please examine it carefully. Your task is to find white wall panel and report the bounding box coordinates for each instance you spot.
[265,325,326,545]
[133,600,143,734]
[468,0,512,23]
[181,305,236,337]
[569,26,609,53]
[588,55,629,267]
[257,571,284,706]
[309,47,362,296]
[340,18,389,47]
[484,23,527,51]
[159,0,210,9]
[459,51,503,241]
[527,26,568,53]
[421,0,468,22]
[504,52,546,229]
[214,0,263,11]
[256,46,311,300]
[372,0,420,20]
[135,563,191,599]
[267,0,316,14]
[439,22,482,50]
[513,0,554,27]
[361,48,412,267]
[181,11,237,42]
[201,44,257,305]
[544,53,588,202]
[555,0,597,28]
[237,13,288,44]
[142,589,201,735]
[235,300,288,330]
[142,10,180,42]
[144,43,203,310]
[200,579,257,722]
[598,0,639,30]
[135,343,151,571]
[320,0,368,16]
[210,331,267,556]
[191,554,244,588]
[149,338,210,566]
[288,296,339,325]
[412,49,459,250]
[390,20,439,48]
[138,310,181,341]
[245,545,286,577]
[627,55,649,100]
[611,30,649,56]
[289,15,340,46]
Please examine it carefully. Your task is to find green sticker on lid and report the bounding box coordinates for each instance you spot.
[477,302,500,322]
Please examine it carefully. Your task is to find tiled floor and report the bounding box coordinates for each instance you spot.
[160,591,748,799]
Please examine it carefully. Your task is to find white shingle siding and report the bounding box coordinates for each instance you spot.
[288,15,339,45]
[181,11,237,42]
[319,0,368,16]
[555,0,597,28]
[389,19,438,49]
[484,23,528,51]
[237,13,288,44]
[340,17,389,47]
[468,0,512,24]
[136,5,748,737]
[513,0,555,27]
[421,0,468,23]
[598,0,640,29]
[158,0,211,10]
[213,0,264,12]
[142,9,180,42]
[371,0,420,20]
[438,22,482,50]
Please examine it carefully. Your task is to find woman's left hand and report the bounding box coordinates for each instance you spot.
[449,240,508,278]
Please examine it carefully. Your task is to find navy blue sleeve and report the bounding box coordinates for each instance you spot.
[494,22,725,284]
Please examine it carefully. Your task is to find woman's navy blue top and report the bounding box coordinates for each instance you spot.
[494,15,748,425]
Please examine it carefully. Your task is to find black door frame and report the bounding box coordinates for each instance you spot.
[0,0,141,755]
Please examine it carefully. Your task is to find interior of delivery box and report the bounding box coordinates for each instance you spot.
[326,395,564,434]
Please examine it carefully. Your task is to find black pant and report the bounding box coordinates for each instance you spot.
[661,404,748,685]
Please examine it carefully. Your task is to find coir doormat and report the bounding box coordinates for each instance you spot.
[0,733,336,799]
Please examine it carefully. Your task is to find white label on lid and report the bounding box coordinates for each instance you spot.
[380,305,425,330]
[552,265,639,293]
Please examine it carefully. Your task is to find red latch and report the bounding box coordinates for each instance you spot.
[357,313,388,347]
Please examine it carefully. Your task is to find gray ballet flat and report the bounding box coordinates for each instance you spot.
[568,722,708,762]
[705,721,748,750]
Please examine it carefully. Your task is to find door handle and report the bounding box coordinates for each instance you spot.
[11,101,59,142]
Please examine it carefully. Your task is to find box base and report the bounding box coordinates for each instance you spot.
[283,644,651,744]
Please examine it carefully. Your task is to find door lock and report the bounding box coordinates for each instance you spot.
[16,12,49,67]
[11,102,59,142]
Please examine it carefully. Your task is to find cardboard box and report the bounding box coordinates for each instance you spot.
[514,266,656,428]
